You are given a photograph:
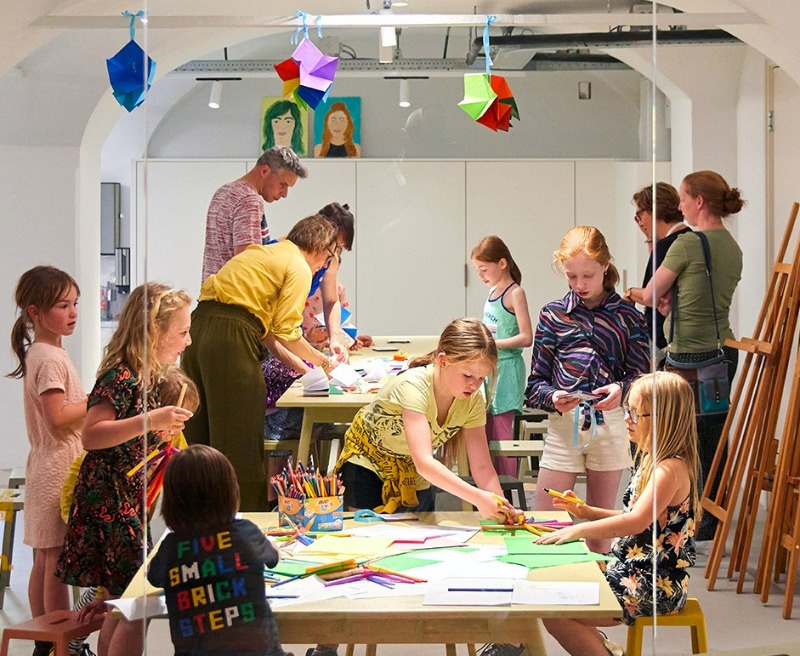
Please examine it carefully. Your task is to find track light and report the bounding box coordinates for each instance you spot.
[399,79,410,108]
[379,1,396,63]
[208,80,222,109]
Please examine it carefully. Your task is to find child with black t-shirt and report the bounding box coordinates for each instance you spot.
[148,445,292,656]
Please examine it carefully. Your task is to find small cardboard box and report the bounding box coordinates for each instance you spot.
[278,495,344,532]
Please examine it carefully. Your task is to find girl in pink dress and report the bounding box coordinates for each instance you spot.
[9,266,86,656]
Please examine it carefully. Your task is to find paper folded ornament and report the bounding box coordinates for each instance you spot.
[459,73,519,132]
[458,73,497,121]
[275,38,338,110]
[106,39,156,112]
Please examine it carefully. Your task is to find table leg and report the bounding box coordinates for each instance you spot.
[521,618,546,655]
[297,410,316,464]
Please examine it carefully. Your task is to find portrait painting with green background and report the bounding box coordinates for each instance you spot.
[261,97,309,156]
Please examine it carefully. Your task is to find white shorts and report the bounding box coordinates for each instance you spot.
[539,406,632,473]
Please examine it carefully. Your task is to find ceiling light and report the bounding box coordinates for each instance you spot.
[399,79,410,107]
[208,80,222,109]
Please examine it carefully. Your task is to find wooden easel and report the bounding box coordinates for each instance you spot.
[754,310,800,617]
[702,203,800,591]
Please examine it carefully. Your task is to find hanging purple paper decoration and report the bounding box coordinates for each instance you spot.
[106,10,156,112]
[275,12,338,110]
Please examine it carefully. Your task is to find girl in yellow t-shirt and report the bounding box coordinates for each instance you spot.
[334,317,521,521]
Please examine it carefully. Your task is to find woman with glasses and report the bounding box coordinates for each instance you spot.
[622,182,690,364]
[525,226,649,553]
[182,214,339,511]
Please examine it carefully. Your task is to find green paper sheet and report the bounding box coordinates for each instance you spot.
[265,560,312,576]
[504,537,590,555]
[370,553,439,571]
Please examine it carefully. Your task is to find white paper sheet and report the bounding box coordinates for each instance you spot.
[347,523,456,542]
[329,362,361,388]
[512,580,600,606]
[299,367,329,392]
[423,578,515,606]
[107,595,167,621]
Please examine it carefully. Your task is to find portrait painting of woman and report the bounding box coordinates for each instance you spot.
[313,97,362,158]
[261,97,308,156]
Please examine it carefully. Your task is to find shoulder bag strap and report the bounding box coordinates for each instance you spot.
[668,231,723,353]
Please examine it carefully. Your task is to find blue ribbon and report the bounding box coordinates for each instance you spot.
[292,10,309,44]
[483,15,496,77]
[572,402,598,448]
[316,15,323,38]
[121,10,145,41]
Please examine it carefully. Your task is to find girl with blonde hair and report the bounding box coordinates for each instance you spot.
[537,371,701,656]
[57,282,194,656]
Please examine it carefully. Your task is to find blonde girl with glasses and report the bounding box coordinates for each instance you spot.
[56,282,194,656]
[537,371,701,656]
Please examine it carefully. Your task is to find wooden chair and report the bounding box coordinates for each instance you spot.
[0,610,105,656]
[626,598,708,656]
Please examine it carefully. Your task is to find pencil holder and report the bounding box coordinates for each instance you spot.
[278,495,344,532]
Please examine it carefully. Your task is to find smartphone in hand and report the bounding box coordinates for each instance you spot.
[566,391,603,401]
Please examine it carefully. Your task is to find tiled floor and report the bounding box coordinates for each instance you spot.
[2,472,799,655]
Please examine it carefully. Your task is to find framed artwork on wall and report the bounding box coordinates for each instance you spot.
[313,96,362,158]
[261,97,309,157]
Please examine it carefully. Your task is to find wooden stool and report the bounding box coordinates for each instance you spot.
[0,609,105,656]
[626,598,708,656]
[0,488,25,608]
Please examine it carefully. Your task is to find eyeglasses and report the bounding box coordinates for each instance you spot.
[324,245,337,267]
[622,403,651,424]
[634,210,646,224]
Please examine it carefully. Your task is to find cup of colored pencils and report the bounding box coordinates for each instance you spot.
[271,461,345,533]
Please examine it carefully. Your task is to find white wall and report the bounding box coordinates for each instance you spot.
[0,145,82,469]
[146,71,651,160]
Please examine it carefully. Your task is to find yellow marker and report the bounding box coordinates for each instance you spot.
[544,488,586,506]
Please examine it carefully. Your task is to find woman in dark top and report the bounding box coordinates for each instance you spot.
[623,182,691,362]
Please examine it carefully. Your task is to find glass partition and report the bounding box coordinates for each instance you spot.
[115,5,742,655]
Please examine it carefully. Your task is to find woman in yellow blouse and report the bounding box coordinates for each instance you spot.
[182,214,338,511]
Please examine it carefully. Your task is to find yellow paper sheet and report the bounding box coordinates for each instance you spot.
[299,535,394,557]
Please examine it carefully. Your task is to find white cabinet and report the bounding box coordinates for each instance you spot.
[134,158,668,338]
[356,160,467,335]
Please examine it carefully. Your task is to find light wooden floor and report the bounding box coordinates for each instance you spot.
[1,471,799,655]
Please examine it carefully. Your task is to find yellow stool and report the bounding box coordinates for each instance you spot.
[626,597,708,656]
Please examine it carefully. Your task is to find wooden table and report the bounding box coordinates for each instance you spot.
[121,511,622,655]
[275,335,438,464]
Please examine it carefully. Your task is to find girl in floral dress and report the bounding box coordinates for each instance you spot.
[56,283,194,656]
[532,371,700,656]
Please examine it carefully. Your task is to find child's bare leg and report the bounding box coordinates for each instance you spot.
[584,468,624,553]
[29,547,70,616]
[542,617,620,656]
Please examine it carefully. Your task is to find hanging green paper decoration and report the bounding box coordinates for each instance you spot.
[106,10,156,112]
[458,16,520,132]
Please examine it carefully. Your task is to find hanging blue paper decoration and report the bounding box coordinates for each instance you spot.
[106,10,156,112]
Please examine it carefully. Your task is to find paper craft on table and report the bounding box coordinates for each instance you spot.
[504,537,590,555]
[314,306,351,327]
[299,367,331,396]
[347,523,460,543]
[499,552,613,570]
[107,594,167,621]
[512,580,600,606]
[328,362,361,388]
[423,577,516,606]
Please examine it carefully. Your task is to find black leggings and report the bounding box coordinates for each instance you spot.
[339,461,435,512]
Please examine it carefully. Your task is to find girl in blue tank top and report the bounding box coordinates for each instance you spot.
[471,236,533,477]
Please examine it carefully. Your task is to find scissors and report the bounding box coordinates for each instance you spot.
[354,509,385,522]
